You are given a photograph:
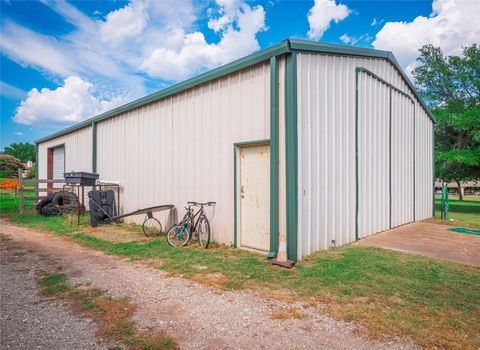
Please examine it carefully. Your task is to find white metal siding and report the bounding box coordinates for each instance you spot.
[357,73,390,238]
[391,90,414,227]
[415,107,434,221]
[96,62,271,245]
[38,126,92,180]
[297,53,433,259]
[52,146,65,179]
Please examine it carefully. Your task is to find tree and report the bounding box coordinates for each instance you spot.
[413,44,480,200]
[1,143,36,163]
[0,154,25,178]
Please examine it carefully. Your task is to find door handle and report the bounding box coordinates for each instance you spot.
[241,185,245,199]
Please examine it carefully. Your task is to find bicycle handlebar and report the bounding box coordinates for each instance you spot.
[187,201,216,207]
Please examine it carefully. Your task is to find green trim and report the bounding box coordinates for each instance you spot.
[389,88,392,229]
[413,104,416,221]
[355,69,359,240]
[269,56,279,257]
[233,139,271,249]
[92,122,97,173]
[36,39,434,145]
[285,52,298,262]
[233,145,237,248]
[234,139,270,147]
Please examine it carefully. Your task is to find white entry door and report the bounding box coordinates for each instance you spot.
[239,144,270,251]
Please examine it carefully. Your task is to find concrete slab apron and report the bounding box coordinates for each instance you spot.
[0,220,417,350]
[356,222,480,267]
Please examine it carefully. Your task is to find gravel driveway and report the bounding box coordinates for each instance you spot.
[0,235,104,350]
[0,220,417,349]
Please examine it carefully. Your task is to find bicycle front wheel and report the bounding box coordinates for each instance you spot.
[167,224,190,247]
[197,216,210,248]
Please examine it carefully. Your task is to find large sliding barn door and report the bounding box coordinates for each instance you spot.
[356,68,415,239]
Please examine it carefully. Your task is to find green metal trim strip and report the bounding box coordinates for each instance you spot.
[355,69,359,240]
[92,122,97,173]
[285,52,298,262]
[233,145,237,248]
[389,88,392,229]
[36,39,433,145]
[233,139,271,249]
[413,104,416,221]
[269,56,279,258]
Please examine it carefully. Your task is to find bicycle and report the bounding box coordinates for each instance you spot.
[166,201,216,248]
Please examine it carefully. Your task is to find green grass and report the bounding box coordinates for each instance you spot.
[0,183,35,212]
[435,195,480,228]
[4,210,480,349]
[39,273,71,295]
[3,210,89,235]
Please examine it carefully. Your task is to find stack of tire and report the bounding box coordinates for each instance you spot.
[35,191,83,216]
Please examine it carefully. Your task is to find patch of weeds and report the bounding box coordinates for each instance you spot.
[37,272,177,350]
[39,273,71,296]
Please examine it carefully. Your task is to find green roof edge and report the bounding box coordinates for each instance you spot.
[36,38,434,144]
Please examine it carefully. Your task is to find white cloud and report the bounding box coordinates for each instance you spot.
[307,0,350,40]
[2,0,271,129]
[372,0,480,74]
[14,132,23,136]
[99,0,149,44]
[141,0,266,81]
[13,76,124,126]
[339,33,372,46]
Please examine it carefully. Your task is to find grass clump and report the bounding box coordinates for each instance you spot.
[37,272,177,350]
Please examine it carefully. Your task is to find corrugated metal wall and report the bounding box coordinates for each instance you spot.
[96,62,271,245]
[415,107,434,221]
[38,126,92,180]
[357,73,390,238]
[296,53,433,259]
[391,90,414,227]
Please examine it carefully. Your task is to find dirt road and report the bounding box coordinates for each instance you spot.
[0,220,417,349]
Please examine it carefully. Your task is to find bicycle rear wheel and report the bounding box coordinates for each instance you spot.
[142,217,162,237]
[197,216,210,248]
[167,224,190,247]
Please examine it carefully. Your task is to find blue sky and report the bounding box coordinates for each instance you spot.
[1,0,478,149]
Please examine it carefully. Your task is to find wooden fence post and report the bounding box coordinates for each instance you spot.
[18,168,24,214]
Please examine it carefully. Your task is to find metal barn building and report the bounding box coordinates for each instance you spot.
[36,39,435,261]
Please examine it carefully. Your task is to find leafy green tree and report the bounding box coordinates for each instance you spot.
[0,154,25,178]
[413,44,480,200]
[1,142,36,163]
